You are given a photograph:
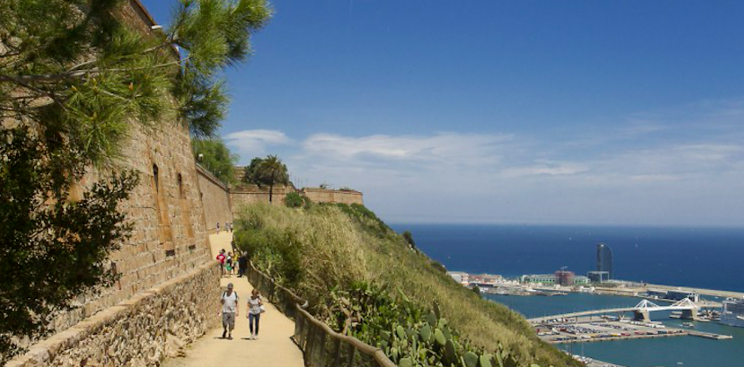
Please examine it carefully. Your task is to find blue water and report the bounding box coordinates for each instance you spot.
[486,293,744,367]
[390,224,744,292]
[389,223,744,366]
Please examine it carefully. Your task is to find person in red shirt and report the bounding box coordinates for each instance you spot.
[216,249,226,277]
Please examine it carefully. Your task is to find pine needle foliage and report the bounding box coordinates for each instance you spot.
[0,0,271,360]
[1,0,273,164]
[0,126,139,363]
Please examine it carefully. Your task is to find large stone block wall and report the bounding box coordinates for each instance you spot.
[301,188,364,206]
[7,262,221,367]
[9,0,218,362]
[52,117,213,336]
[230,184,296,214]
[196,164,233,230]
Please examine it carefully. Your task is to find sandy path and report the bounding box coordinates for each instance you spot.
[163,232,304,367]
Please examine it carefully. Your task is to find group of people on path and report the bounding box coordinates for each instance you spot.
[220,283,265,340]
[216,249,248,278]
[216,222,233,234]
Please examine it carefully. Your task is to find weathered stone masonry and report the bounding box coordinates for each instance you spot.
[196,164,233,231]
[7,263,220,367]
[7,1,227,365]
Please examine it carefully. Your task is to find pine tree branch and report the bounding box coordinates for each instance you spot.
[0,75,66,107]
[1,61,181,85]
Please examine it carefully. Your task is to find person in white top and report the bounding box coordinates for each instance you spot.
[221,283,239,339]
[247,289,263,339]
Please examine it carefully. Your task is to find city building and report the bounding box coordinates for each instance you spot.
[520,274,556,285]
[554,269,575,286]
[447,271,470,285]
[587,270,610,283]
[596,243,613,279]
[573,275,591,285]
[667,290,700,303]
[469,273,504,288]
[645,289,668,299]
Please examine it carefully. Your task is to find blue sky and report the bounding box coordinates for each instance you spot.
[140,0,744,227]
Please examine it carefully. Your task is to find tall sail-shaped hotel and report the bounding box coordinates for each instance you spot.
[597,243,613,279]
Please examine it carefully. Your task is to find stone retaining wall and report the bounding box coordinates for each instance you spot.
[196,164,233,230]
[230,184,296,213]
[7,262,221,367]
[301,188,364,205]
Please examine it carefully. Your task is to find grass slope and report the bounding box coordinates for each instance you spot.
[235,203,578,367]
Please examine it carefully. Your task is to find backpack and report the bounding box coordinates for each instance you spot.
[222,291,238,301]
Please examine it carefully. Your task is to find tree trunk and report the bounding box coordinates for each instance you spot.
[268,171,276,203]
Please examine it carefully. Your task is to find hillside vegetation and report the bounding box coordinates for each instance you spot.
[235,203,578,367]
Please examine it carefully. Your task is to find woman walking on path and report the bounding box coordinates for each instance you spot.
[247,289,263,339]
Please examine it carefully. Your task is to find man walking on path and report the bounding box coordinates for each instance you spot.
[221,283,239,339]
[237,253,248,278]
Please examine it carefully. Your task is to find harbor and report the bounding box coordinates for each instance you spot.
[533,315,732,344]
[485,291,744,367]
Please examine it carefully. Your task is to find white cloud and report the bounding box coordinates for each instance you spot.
[630,174,679,182]
[224,129,291,156]
[301,132,513,167]
[503,161,590,177]
[222,99,744,226]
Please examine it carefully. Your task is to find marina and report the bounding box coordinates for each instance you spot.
[533,316,732,344]
[486,291,744,367]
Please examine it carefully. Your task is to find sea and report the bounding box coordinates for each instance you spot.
[389,223,744,367]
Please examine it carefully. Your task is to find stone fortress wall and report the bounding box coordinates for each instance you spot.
[196,164,233,230]
[7,1,225,365]
[7,2,366,363]
[300,187,364,206]
[230,183,297,213]
[229,166,364,215]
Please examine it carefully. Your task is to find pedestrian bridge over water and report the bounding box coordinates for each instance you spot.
[529,299,702,324]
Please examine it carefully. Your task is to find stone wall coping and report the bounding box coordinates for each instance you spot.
[230,183,297,194]
[6,260,219,367]
[195,163,230,192]
[300,187,363,194]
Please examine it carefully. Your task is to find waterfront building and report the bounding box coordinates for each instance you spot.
[573,275,590,285]
[447,271,470,285]
[554,269,575,286]
[469,273,504,287]
[520,274,556,285]
[645,289,668,299]
[587,270,610,283]
[667,290,700,303]
[596,243,613,279]
[721,297,744,328]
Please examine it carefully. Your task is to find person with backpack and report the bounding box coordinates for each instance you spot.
[247,289,263,339]
[221,283,239,339]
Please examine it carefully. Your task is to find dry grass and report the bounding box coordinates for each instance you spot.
[235,203,578,367]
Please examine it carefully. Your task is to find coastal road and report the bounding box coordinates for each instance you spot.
[645,284,744,299]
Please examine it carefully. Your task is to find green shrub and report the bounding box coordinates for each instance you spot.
[402,230,416,249]
[284,192,304,208]
[233,203,579,367]
[327,282,524,367]
[431,260,447,273]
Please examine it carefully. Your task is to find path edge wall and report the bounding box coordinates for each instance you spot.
[6,262,221,367]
